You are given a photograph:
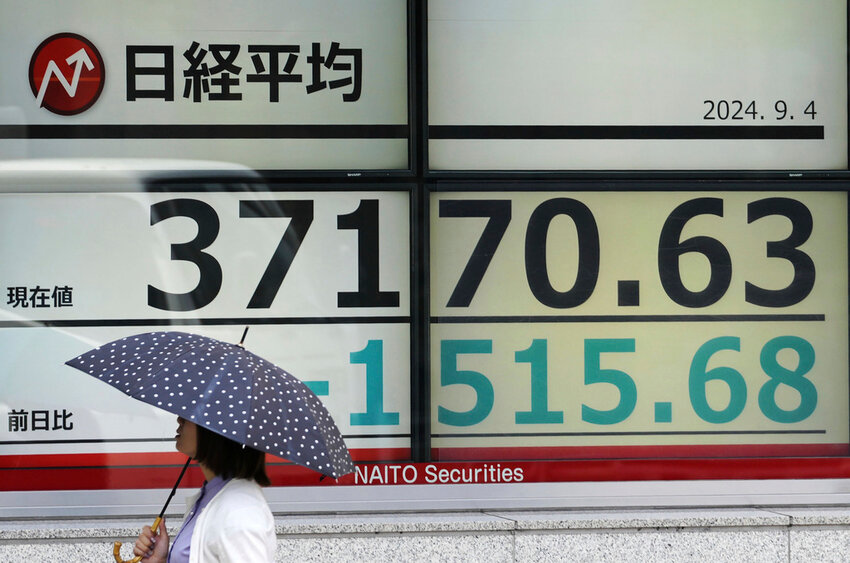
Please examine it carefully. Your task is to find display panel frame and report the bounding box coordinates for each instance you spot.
[5,0,850,519]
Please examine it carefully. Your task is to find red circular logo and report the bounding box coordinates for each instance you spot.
[29,33,105,115]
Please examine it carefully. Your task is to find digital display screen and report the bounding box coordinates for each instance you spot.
[428,0,848,170]
[0,0,410,171]
[0,187,412,489]
[430,188,849,459]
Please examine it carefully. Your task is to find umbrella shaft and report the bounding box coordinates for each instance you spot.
[160,457,192,518]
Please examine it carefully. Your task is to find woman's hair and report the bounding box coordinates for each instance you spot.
[194,425,271,486]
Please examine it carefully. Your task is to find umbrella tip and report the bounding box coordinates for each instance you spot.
[238,326,250,347]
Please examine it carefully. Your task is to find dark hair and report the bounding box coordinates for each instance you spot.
[194,425,271,486]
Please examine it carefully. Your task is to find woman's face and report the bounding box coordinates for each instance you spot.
[175,417,197,458]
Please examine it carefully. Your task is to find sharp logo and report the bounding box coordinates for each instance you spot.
[29,33,105,115]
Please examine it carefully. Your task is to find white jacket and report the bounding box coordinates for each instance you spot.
[186,478,276,563]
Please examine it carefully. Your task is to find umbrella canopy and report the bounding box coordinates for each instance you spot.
[66,330,354,479]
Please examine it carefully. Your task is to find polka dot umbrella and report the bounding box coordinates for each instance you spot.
[65,330,354,479]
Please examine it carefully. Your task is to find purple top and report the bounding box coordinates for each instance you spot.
[167,475,230,563]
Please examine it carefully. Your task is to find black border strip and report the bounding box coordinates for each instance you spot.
[0,124,409,140]
[434,430,827,438]
[0,316,411,328]
[0,438,174,445]
[409,0,430,464]
[432,314,825,323]
[427,180,850,192]
[0,433,411,446]
[429,125,824,140]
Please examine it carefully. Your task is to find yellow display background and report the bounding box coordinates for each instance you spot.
[430,191,848,449]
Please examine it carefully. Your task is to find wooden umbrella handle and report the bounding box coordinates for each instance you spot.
[113,516,162,563]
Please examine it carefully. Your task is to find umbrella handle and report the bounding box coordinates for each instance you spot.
[112,516,161,563]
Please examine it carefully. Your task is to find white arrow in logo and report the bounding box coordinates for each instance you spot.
[35,47,94,107]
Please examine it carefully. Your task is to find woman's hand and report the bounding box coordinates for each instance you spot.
[132,518,169,562]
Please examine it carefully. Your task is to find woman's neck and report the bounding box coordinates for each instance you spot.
[200,463,216,482]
